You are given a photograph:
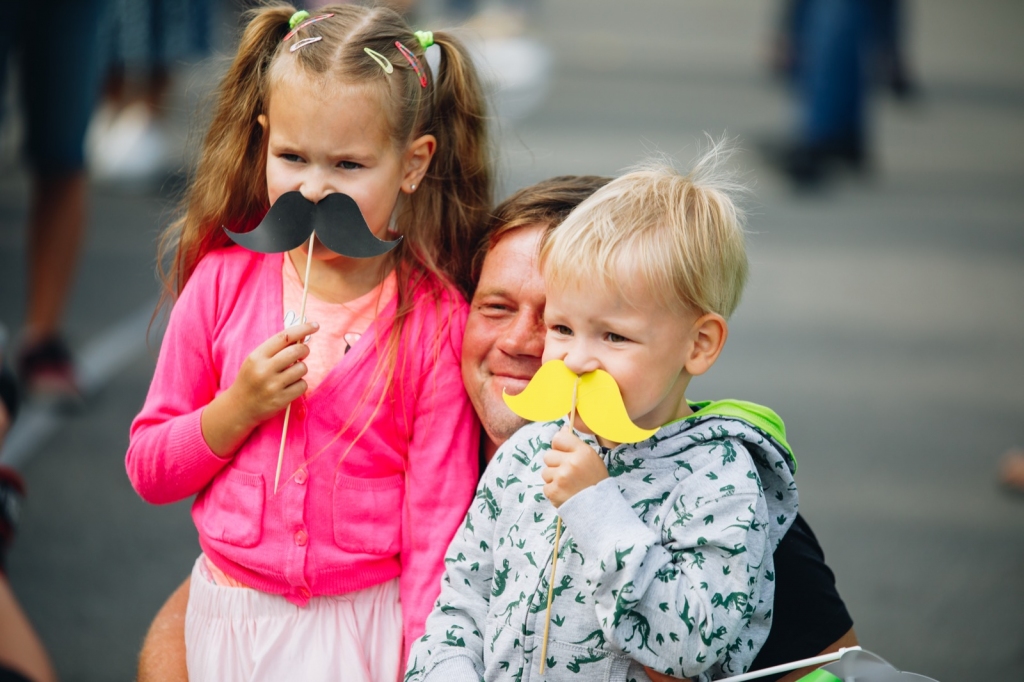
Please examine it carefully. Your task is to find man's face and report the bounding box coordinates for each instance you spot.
[462,225,548,447]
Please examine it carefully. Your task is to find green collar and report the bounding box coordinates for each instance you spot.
[680,399,796,472]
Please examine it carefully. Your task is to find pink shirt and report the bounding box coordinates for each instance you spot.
[282,254,397,392]
[126,247,479,659]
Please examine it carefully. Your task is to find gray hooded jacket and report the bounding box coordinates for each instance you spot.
[406,400,799,682]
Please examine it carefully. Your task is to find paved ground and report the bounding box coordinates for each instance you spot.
[1,1,1021,679]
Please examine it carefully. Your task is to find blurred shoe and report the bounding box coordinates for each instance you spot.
[88,101,172,186]
[760,136,868,188]
[0,465,24,574]
[17,335,83,411]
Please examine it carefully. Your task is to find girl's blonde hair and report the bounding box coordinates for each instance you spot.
[158,2,491,299]
[156,3,492,469]
[540,143,748,319]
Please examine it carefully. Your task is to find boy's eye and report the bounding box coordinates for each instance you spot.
[338,160,362,170]
[553,324,573,336]
[606,332,629,343]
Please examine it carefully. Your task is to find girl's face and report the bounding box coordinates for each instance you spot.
[260,72,434,261]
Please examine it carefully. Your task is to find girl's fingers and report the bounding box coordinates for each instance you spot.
[259,322,319,358]
[269,342,310,372]
[279,361,308,387]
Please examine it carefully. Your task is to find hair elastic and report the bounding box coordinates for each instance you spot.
[395,41,428,88]
[364,47,394,74]
[283,12,334,42]
[414,30,434,49]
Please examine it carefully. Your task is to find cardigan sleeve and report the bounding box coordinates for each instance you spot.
[399,292,481,666]
[125,255,233,504]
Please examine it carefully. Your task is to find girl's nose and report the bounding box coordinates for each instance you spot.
[299,171,333,204]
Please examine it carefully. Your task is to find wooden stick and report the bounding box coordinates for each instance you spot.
[719,646,861,681]
[539,378,580,673]
[274,233,316,494]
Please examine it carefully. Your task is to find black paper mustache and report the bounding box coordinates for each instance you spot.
[223,191,402,258]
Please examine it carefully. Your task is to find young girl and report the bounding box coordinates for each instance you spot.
[125,4,490,679]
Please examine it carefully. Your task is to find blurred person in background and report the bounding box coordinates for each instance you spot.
[0,330,59,682]
[766,0,917,187]
[87,0,211,184]
[0,1,107,404]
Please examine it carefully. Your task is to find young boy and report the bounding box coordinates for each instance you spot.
[406,153,799,682]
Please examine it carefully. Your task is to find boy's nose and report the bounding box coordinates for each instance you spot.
[562,347,600,377]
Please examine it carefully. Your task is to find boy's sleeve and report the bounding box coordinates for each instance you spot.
[400,300,482,667]
[404,446,506,682]
[125,257,233,504]
[556,447,771,679]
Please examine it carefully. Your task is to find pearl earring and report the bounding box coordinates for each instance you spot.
[410,184,416,191]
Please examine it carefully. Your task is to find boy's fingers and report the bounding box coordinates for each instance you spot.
[540,466,554,484]
[543,449,565,467]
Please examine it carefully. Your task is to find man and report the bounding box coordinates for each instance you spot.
[137,176,855,681]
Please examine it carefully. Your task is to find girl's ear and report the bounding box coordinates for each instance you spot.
[401,134,436,193]
[257,114,268,131]
[683,313,728,377]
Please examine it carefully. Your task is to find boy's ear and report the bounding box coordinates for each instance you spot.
[402,134,436,193]
[684,313,728,377]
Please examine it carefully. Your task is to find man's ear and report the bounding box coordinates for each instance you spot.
[402,134,436,193]
[684,313,728,377]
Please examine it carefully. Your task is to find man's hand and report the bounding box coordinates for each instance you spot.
[541,424,609,507]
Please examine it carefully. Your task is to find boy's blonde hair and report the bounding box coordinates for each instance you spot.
[540,143,748,319]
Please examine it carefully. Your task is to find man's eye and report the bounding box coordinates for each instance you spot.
[553,325,573,336]
[339,160,362,170]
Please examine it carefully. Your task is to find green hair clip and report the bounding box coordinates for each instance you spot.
[288,10,310,30]
[414,30,434,49]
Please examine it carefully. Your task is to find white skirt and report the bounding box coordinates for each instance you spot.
[185,556,403,682]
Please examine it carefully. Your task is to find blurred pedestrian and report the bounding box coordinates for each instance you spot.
[0,0,107,404]
[767,0,917,186]
[87,0,211,184]
[0,332,59,682]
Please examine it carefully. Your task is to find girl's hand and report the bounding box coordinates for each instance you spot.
[201,322,318,458]
[541,424,609,507]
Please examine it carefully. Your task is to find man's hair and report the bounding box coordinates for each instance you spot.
[469,175,612,291]
[540,145,748,318]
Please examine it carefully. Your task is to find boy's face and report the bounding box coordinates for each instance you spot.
[542,276,697,435]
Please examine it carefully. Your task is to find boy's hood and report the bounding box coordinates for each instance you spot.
[596,398,799,549]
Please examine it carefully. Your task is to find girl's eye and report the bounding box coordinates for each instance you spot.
[339,160,362,170]
[553,324,573,336]
[282,153,304,163]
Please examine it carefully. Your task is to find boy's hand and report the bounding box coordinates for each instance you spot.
[201,322,318,458]
[231,322,318,425]
[541,424,609,507]
[644,667,692,682]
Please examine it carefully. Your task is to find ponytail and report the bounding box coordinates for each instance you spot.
[398,29,492,298]
[158,4,295,299]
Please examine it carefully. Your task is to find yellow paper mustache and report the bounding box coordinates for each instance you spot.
[502,359,658,444]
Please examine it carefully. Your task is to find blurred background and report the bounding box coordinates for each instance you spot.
[0,0,1021,679]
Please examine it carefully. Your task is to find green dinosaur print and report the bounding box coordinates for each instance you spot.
[679,599,695,633]
[546,656,557,669]
[498,591,526,625]
[615,545,634,571]
[492,558,511,597]
[722,543,747,557]
[573,629,607,648]
[711,591,750,614]
[477,486,501,520]
[574,592,586,604]
[718,440,738,465]
[607,456,645,477]
[654,564,679,583]
[699,619,728,646]
[565,651,608,673]
[444,552,466,565]
[632,491,670,523]
[673,459,694,480]
[719,484,736,496]
[444,626,466,647]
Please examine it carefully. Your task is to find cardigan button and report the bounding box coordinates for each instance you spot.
[294,529,308,546]
[295,469,307,485]
[299,587,311,599]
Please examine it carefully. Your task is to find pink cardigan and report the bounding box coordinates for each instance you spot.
[126,247,479,657]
